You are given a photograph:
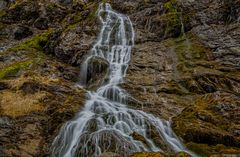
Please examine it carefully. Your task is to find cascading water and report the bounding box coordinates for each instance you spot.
[51,3,195,157]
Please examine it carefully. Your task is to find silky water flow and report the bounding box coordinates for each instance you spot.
[51,3,196,157]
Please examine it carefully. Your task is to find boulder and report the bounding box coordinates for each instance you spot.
[81,56,109,88]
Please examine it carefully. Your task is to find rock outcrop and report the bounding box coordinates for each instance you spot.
[117,0,240,156]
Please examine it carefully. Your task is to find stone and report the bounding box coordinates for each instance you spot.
[84,56,109,88]
[1,1,40,24]
[20,81,42,94]
[45,25,96,66]
[0,82,9,90]
[175,152,192,157]
[14,26,33,40]
[100,152,120,157]
[34,17,49,30]
[130,152,165,157]
[0,0,8,9]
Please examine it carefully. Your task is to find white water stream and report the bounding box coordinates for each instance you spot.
[51,3,194,157]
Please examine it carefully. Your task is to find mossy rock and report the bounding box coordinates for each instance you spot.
[130,152,165,157]
[8,29,53,52]
[161,12,182,36]
[0,10,6,17]
[175,152,191,157]
[186,142,240,157]
[0,60,33,79]
[130,132,151,148]
[164,0,177,13]
[172,94,240,156]
[186,142,211,157]
[163,33,217,79]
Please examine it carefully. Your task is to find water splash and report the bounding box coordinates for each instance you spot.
[51,3,194,157]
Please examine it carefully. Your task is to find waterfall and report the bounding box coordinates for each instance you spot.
[51,3,195,157]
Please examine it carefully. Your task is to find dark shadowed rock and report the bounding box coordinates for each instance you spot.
[1,1,40,24]
[85,56,109,88]
[0,82,9,90]
[20,81,42,94]
[45,25,96,66]
[58,0,72,5]
[14,26,33,40]
[34,17,49,30]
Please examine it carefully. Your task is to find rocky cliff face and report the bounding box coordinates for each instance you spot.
[0,0,240,156]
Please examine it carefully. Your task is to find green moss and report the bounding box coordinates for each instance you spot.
[162,0,187,37]
[0,60,33,79]
[0,10,6,17]
[73,12,83,23]
[9,0,34,10]
[162,12,181,28]
[9,0,22,9]
[0,22,6,31]
[131,152,165,157]
[176,152,191,157]
[8,29,53,52]
[165,33,214,77]
[87,3,98,20]
[47,3,60,11]
[63,23,77,33]
[162,0,191,38]
[164,0,177,13]
[187,143,211,157]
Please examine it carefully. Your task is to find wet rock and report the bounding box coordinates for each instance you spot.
[85,56,109,88]
[130,132,151,148]
[14,26,33,40]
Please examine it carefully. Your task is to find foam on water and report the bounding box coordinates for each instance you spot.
[51,3,195,157]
